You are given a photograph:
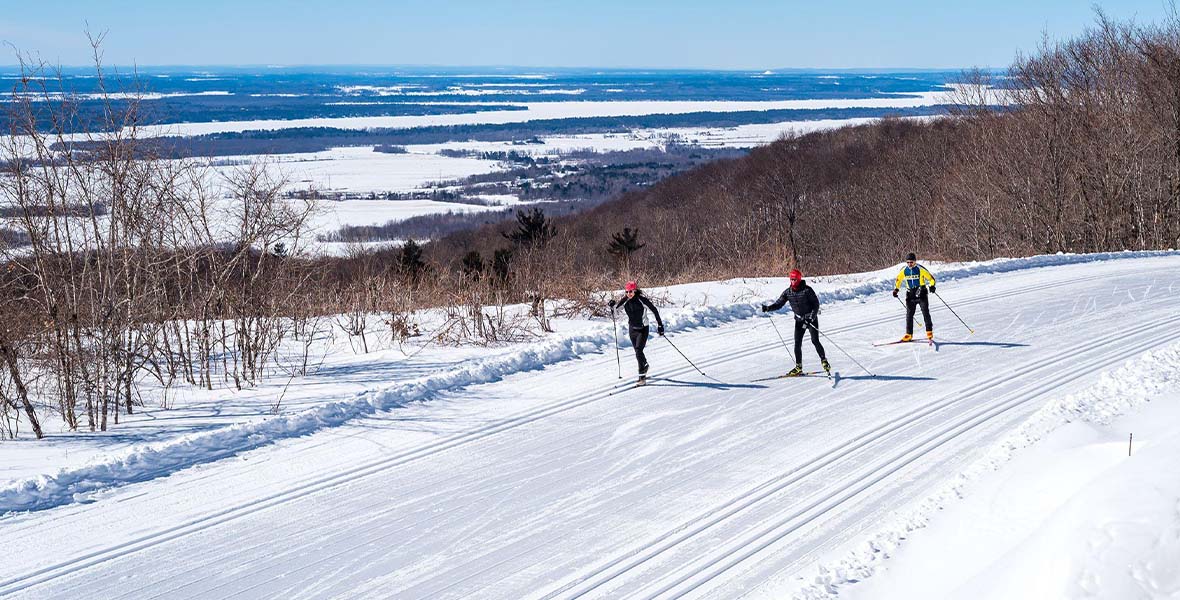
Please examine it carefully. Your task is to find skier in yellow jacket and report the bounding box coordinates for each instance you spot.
[891,252,936,341]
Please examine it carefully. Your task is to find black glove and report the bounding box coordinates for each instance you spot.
[608,299,616,309]
[760,304,770,312]
[656,325,665,336]
[929,285,936,294]
[892,289,899,298]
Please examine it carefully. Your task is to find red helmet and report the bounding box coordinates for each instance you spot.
[788,269,802,281]
[624,281,638,292]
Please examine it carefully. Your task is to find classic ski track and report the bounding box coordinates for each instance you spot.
[562,314,1180,599]
[0,270,1127,597]
[143,313,1168,600]
[159,276,1171,600]
[641,324,1180,600]
[2,270,1085,530]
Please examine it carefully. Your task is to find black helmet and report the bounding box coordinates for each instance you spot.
[905,252,917,261]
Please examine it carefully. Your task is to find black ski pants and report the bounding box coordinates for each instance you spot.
[794,317,826,365]
[629,325,650,374]
[905,287,933,335]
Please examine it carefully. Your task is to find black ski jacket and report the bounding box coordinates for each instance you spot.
[611,293,664,331]
[765,280,820,321]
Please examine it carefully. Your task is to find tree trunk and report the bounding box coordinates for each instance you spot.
[0,340,43,439]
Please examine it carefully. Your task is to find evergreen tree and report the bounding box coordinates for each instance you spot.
[607,228,645,259]
[399,239,426,281]
[461,250,484,279]
[607,227,645,272]
[502,208,557,248]
[492,248,513,283]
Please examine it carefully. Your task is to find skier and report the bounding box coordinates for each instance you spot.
[892,252,936,341]
[761,269,830,376]
[608,281,664,384]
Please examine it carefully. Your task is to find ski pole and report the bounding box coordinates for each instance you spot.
[896,293,926,330]
[610,307,622,379]
[765,312,793,359]
[933,290,975,334]
[661,333,714,380]
[801,317,876,377]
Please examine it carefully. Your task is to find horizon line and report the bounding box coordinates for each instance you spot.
[0,63,1001,73]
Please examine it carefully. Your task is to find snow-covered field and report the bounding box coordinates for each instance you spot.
[136,90,955,137]
[212,146,504,195]
[204,146,512,244]
[2,251,1179,599]
[196,116,890,232]
[409,117,892,157]
[6,92,951,238]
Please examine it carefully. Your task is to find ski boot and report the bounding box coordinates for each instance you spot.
[786,364,804,377]
[926,330,934,341]
[821,359,831,374]
[900,333,913,342]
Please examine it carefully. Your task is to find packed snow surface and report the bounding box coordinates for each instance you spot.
[2,251,1179,599]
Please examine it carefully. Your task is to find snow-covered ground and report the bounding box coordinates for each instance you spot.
[210,145,504,195]
[2,251,1178,599]
[847,386,1180,599]
[6,94,950,240]
[136,90,956,137]
[409,117,893,157]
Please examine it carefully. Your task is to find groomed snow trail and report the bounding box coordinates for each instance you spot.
[2,256,1179,599]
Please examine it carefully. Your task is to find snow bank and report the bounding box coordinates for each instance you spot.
[958,419,1180,599]
[3,249,1178,515]
[790,332,1180,599]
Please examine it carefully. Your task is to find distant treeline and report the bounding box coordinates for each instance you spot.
[53,106,953,158]
[314,145,748,244]
[319,200,595,244]
[2,96,524,135]
[424,13,1180,283]
[6,12,1178,439]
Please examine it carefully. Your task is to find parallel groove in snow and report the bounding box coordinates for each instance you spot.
[2,253,1180,600]
[0,271,1121,598]
[540,313,1180,599]
[3,250,1173,516]
[640,327,1179,599]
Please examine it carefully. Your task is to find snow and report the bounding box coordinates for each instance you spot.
[845,368,1180,600]
[300,197,501,243]
[207,145,503,195]
[2,251,1179,599]
[411,117,916,156]
[0,90,233,102]
[134,90,958,136]
[200,145,511,243]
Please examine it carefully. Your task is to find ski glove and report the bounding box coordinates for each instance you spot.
[892,289,899,298]
[760,304,770,312]
[929,285,936,294]
[657,325,665,336]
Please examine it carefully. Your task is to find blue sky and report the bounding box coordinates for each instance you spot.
[0,1,1173,69]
